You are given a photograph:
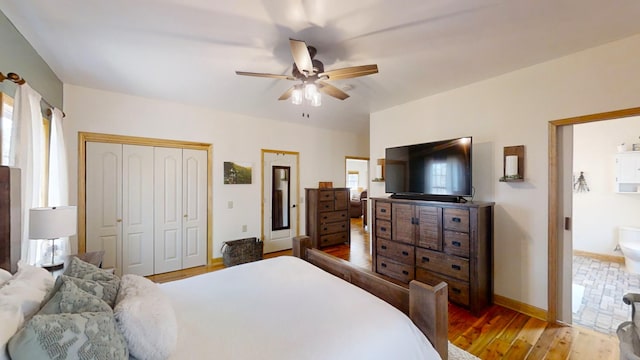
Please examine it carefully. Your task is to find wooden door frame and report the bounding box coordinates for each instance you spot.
[547,106,640,322]
[78,132,213,265]
[261,149,300,242]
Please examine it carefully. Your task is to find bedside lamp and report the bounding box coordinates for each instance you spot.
[29,206,77,270]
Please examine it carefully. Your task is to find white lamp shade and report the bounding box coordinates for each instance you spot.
[29,206,77,239]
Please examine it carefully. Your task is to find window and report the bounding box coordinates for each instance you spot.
[347,171,359,197]
[0,92,52,203]
[0,93,14,165]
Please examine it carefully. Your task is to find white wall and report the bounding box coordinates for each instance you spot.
[63,85,368,258]
[370,34,640,310]
[573,116,640,255]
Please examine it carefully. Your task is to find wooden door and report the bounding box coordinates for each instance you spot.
[154,147,183,274]
[86,142,122,273]
[121,145,154,276]
[416,205,442,251]
[182,149,207,269]
[392,203,415,245]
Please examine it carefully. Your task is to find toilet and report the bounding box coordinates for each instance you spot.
[619,226,640,274]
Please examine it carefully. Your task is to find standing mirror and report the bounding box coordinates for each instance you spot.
[272,166,290,230]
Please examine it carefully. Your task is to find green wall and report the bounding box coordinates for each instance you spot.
[0,9,62,108]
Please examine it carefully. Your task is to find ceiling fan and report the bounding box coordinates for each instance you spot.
[235,39,378,106]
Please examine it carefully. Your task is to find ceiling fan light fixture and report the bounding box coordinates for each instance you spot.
[291,87,303,105]
[304,83,317,100]
[311,92,321,107]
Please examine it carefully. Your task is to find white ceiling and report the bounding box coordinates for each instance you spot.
[2,0,640,133]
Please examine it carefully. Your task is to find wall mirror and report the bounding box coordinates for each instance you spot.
[271,166,290,230]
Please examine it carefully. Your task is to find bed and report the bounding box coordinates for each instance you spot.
[161,235,448,359]
[0,226,448,360]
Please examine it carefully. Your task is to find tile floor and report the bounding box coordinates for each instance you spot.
[572,255,640,334]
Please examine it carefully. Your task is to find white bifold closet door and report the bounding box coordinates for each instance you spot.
[87,143,207,276]
[153,148,207,273]
[86,143,154,276]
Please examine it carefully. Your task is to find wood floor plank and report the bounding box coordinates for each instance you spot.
[545,326,577,360]
[478,312,531,359]
[526,324,562,360]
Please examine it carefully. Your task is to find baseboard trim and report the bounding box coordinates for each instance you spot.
[210,257,223,266]
[573,249,625,264]
[493,294,547,321]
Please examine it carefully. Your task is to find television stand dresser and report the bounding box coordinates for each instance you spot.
[371,197,494,315]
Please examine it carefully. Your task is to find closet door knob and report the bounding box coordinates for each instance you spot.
[184,214,188,218]
[116,219,122,223]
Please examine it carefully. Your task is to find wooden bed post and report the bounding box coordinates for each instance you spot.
[292,235,311,261]
[410,280,448,360]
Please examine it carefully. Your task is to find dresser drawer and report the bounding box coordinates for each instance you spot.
[319,190,334,201]
[375,202,392,220]
[415,248,469,282]
[377,238,415,265]
[319,200,334,212]
[319,232,348,247]
[319,210,348,223]
[416,268,470,306]
[376,220,392,239]
[319,221,348,235]
[376,256,414,283]
[443,231,470,258]
[443,208,469,233]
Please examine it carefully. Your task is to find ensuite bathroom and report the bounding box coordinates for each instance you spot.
[571,116,640,335]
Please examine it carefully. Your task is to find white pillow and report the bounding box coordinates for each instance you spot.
[0,297,24,360]
[114,275,177,360]
[0,269,11,288]
[0,262,53,321]
[13,260,54,294]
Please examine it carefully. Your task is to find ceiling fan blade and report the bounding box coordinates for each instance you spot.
[319,64,378,81]
[278,87,295,101]
[289,38,314,76]
[318,82,350,100]
[235,71,296,81]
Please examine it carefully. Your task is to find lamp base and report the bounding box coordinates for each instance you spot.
[41,262,64,271]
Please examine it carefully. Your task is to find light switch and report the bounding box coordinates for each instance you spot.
[242,224,247,232]
[227,201,233,209]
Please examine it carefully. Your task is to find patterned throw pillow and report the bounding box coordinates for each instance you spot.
[64,256,116,282]
[55,275,119,308]
[38,280,112,315]
[8,312,128,360]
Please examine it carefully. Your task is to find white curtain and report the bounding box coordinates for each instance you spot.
[48,108,70,257]
[11,83,46,264]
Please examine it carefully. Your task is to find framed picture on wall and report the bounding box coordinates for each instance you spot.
[224,162,252,184]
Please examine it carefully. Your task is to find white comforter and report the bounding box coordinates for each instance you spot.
[160,256,440,359]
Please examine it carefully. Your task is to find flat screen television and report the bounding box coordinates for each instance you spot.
[385,137,472,201]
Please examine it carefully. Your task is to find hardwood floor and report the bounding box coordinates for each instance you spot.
[149,217,620,359]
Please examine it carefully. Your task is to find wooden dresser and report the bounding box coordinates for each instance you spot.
[305,188,350,248]
[371,197,494,315]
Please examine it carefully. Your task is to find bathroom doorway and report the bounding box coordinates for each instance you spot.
[569,117,640,334]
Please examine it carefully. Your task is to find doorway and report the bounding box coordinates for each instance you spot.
[548,107,640,326]
[345,157,369,198]
[262,149,299,253]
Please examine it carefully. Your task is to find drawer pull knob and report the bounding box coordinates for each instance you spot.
[381,263,387,268]
[381,208,387,213]
[452,288,461,294]
[452,217,461,223]
[381,227,387,232]
[341,214,346,217]
[323,216,328,220]
[381,245,387,250]
[422,257,430,263]
[402,270,409,275]
[452,241,461,247]
[402,251,409,256]
[323,227,328,231]
[452,264,461,271]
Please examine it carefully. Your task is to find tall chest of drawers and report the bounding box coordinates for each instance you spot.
[305,188,351,249]
[371,197,494,315]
